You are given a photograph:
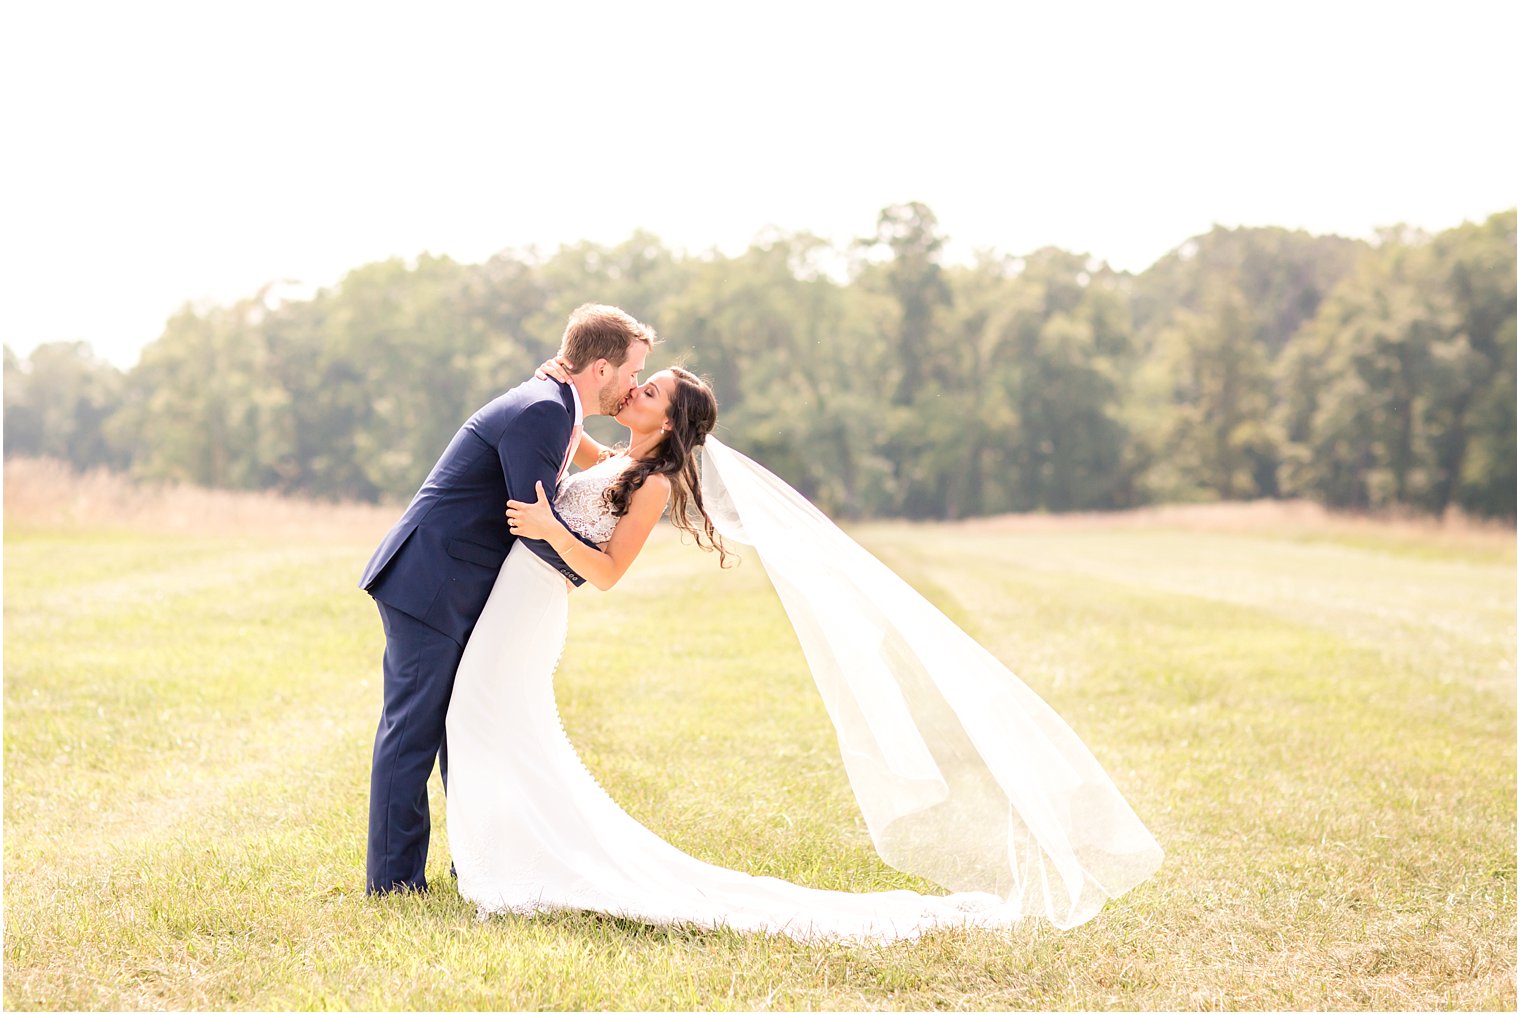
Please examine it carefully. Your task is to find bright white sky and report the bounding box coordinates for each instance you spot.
[3,0,1515,368]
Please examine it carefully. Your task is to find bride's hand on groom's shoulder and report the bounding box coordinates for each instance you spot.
[535,357,571,383]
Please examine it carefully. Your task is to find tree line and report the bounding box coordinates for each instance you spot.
[5,204,1515,520]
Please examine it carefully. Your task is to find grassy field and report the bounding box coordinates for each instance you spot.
[3,461,1515,1010]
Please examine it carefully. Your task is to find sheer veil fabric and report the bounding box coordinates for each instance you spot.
[698,438,1164,929]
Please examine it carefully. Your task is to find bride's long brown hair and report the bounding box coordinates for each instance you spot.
[603,366,733,567]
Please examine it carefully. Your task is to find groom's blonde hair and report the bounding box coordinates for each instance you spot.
[558,304,657,371]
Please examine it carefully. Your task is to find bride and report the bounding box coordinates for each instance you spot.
[444,365,1163,942]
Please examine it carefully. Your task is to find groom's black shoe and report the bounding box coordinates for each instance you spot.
[368,879,429,897]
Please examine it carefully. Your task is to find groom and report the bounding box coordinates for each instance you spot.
[360,303,654,894]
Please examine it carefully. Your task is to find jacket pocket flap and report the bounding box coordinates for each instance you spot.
[446,538,506,568]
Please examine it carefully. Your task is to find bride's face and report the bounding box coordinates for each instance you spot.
[615,369,677,436]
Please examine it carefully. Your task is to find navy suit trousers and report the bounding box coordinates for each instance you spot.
[367,601,465,893]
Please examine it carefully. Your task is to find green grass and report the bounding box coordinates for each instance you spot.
[4,505,1515,1010]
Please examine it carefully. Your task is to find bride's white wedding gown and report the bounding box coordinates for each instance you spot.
[446,446,1162,942]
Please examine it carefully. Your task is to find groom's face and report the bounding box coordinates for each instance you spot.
[596,342,648,415]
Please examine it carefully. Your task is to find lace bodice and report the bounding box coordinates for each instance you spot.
[554,455,634,545]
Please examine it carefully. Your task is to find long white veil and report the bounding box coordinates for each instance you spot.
[699,437,1163,929]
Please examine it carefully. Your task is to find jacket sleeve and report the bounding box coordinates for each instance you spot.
[499,400,595,587]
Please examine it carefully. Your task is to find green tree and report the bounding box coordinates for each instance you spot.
[1432,210,1516,516]
[1133,225,1365,356]
[112,295,281,488]
[1277,229,1471,512]
[1133,281,1276,501]
[958,249,1136,514]
[662,233,894,518]
[863,202,952,407]
[854,203,960,516]
[3,341,128,469]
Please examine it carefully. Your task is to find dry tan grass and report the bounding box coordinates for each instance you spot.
[5,456,1514,562]
[2,457,398,544]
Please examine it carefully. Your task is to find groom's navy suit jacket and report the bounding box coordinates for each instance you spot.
[360,376,588,646]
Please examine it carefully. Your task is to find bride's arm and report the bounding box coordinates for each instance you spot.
[572,430,613,470]
[506,474,670,592]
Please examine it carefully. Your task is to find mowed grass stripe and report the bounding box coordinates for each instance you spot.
[912,526,1515,695]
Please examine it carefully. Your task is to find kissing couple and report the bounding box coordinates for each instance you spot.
[359,303,1163,942]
